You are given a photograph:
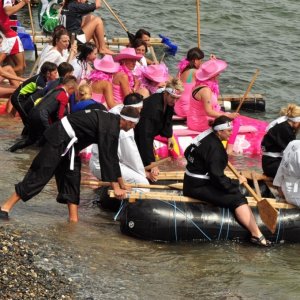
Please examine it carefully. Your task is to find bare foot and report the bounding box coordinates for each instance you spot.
[99,47,116,55]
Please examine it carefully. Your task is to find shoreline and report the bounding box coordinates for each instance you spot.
[0,224,75,299]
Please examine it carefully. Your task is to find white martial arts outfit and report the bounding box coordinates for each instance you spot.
[89,105,149,187]
[273,140,300,207]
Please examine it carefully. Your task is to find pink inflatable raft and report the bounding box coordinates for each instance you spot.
[154,115,268,158]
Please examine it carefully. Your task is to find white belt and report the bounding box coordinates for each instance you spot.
[263,151,282,158]
[61,117,78,170]
[185,169,210,180]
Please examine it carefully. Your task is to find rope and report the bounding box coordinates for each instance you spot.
[160,200,212,241]
[225,209,230,240]
[275,209,281,243]
[217,208,225,240]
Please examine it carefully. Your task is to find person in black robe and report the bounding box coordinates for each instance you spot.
[134,78,184,176]
[183,115,271,247]
[261,104,300,178]
[0,106,140,222]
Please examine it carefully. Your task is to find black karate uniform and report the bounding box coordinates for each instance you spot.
[134,93,173,166]
[15,110,121,205]
[183,132,247,211]
[261,121,296,178]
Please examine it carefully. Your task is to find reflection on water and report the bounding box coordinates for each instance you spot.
[1,115,300,299]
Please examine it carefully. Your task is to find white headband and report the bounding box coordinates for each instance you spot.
[213,121,233,131]
[289,116,300,122]
[157,87,181,98]
[120,114,140,123]
[266,115,300,132]
[125,101,143,108]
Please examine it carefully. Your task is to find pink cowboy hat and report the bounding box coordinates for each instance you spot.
[195,59,228,81]
[113,47,143,62]
[93,55,120,73]
[141,64,169,83]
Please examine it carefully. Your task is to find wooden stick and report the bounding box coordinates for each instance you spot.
[102,0,129,32]
[228,162,278,233]
[81,180,171,189]
[149,46,158,64]
[144,157,172,171]
[108,190,296,209]
[196,0,201,48]
[235,69,260,113]
[67,33,76,63]
[28,3,35,43]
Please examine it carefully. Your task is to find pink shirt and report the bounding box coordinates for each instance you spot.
[187,86,221,131]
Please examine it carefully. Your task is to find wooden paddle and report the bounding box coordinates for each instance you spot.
[102,0,135,42]
[235,69,260,113]
[228,162,278,233]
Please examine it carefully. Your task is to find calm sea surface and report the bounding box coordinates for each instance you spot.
[1,1,300,299]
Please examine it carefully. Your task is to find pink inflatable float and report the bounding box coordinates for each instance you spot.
[154,115,268,158]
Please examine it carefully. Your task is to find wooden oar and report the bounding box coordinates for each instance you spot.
[196,0,201,48]
[102,0,135,42]
[149,46,159,64]
[81,180,171,190]
[108,190,296,209]
[228,162,278,233]
[235,69,260,113]
[28,3,38,60]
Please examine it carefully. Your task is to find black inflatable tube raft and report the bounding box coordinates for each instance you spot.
[119,199,300,243]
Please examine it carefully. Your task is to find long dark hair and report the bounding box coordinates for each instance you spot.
[182,47,205,73]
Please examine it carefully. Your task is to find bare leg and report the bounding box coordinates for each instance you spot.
[82,15,115,55]
[2,65,21,87]
[68,203,79,222]
[234,204,267,245]
[9,52,26,75]
[1,192,21,213]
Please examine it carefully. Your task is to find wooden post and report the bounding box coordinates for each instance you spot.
[196,0,201,48]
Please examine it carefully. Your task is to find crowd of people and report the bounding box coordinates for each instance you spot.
[1,0,299,247]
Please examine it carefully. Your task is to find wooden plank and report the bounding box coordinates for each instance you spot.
[218,93,264,102]
[108,190,296,209]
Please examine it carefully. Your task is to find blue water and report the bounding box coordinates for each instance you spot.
[102,0,300,120]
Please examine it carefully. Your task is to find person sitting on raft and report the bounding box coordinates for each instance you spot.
[88,54,120,108]
[261,104,300,178]
[72,83,106,112]
[70,42,97,84]
[112,48,144,103]
[174,47,204,117]
[89,93,159,187]
[187,59,240,154]
[137,63,170,98]
[183,115,271,247]
[60,0,114,55]
[0,106,139,222]
[134,78,184,175]
[273,140,300,207]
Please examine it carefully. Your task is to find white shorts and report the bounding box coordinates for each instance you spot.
[0,36,24,55]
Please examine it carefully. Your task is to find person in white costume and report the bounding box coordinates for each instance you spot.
[89,93,159,186]
[273,140,300,207]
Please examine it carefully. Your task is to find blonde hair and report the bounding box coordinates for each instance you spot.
[78,84,92,100]
[165,78,184,92]
[280,104,300,118]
